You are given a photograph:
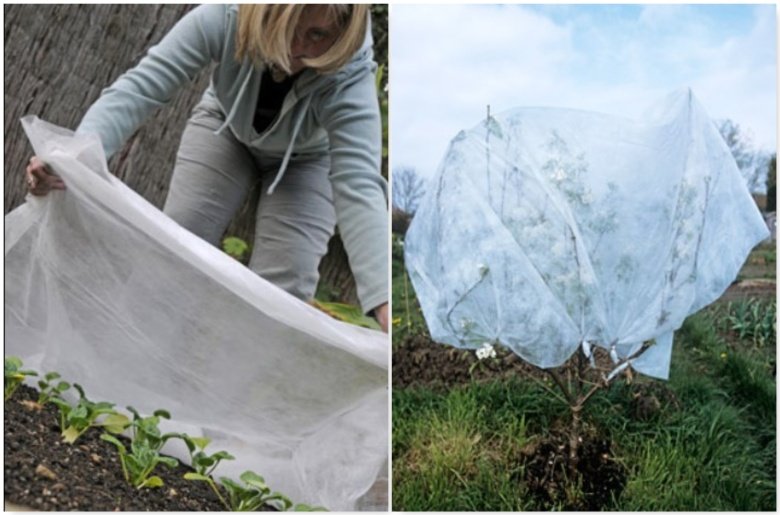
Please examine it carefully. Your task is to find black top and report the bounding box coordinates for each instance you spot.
[253,72,298,134]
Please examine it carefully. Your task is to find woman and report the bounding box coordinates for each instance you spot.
[25,4,389,331]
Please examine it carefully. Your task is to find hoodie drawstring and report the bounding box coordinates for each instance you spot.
[213,64,313,196]
[266,93,312,195]
[215,68,254,135]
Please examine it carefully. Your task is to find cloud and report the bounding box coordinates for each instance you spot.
[391,5,776,178]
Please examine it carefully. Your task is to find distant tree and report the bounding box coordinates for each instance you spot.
[392,167,425,215]
[717,119,770,194]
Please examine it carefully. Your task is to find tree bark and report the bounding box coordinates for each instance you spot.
[4,4,364,304]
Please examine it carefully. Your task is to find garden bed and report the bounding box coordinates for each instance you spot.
[4,385,228,511]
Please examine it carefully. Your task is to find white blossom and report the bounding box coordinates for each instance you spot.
[476,342,497,360]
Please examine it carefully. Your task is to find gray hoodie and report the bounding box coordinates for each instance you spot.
[78,4,388,313]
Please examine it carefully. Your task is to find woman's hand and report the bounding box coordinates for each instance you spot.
[374,303,389,333]
[25,156,65,196]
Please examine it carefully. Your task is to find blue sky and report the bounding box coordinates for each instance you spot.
[390,4,777,179]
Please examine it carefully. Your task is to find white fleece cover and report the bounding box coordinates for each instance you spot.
[405,90,768,380]
[5,117,388,511]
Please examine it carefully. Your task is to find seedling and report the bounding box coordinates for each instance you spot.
[4,356,38,400]
[219,470,319,512]
[181,435,236,507]
[100,406,180,489]
[50,384,128,443]
[37,371,70,405]
[183,471,229,510]
[180,435,235,476]
[725,298,776,347]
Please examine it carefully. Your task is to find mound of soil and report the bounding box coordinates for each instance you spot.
[519,431,627,511]
[393,334,539,389]
[393,334,618,391]
[4,385,249,511]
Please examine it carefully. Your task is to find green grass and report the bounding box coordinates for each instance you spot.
[393,310,776,511]
[391,233,428,345]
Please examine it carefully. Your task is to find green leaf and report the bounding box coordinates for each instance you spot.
[267,493,293,510]
[239,470,267,489]
[189,436,211,450]
[184,472,210,481]
[220,477,242,492]
[211,451,235,461]
[56,381,70,392]
[73,383,85,399]
[100,433,127,452]
[50,398,71,412]
[223,237,250,260]
[312,300,381,330]
[70,404,88,421]
[293,504,329,511]
[157,456,179,468]
[153,409,171,419]
[62,426,80,444]
[140,476,164,489]
[100,413,130,433]
[198,456,216,467]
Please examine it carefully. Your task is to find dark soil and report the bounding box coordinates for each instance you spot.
[393,334,538,389]
[393,333,615,390]
[4,385,237,511]
[518,431,627,511]
[719,278,776,303]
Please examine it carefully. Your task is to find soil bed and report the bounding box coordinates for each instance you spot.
[4,385,253,511]
[718,278,776,303]
[393,334,538,389]
[518,430,627,511]
[393,334,616,390]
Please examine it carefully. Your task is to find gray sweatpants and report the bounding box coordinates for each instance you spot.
[163,101,336,302]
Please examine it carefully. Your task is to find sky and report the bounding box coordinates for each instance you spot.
[390,4,777,179]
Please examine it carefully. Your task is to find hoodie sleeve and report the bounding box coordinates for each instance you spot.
[77,4,228,158]
[316,72,389,314]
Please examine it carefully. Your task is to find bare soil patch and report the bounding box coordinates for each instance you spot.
[518,430,627,511]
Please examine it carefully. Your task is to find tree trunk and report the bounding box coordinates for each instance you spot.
[4,4,360,304]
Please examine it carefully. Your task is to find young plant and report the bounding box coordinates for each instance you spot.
[4,356,38,401]
[37,371,70,405]
[218,471,324,512]
[181,435,236,507]
[181,435,235,476]
[99,406,180,489]
[725,298,776,347]
[50,383,128,443]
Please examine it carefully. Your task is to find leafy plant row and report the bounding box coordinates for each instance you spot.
[4,357,326,512]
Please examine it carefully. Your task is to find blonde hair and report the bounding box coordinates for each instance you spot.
[236,4,368,75]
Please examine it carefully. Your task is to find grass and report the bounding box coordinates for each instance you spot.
[736,241,776,281]
[391,233,428,345]
[392,232,776,511]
